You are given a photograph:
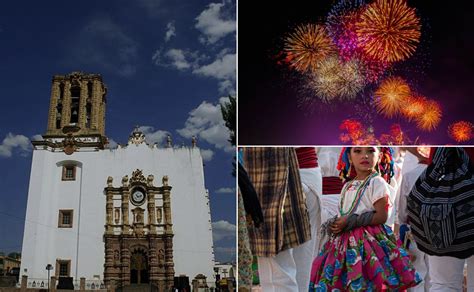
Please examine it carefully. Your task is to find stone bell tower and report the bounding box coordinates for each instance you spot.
[35,71,108,153]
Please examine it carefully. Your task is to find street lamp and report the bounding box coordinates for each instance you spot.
[46,264,53,292]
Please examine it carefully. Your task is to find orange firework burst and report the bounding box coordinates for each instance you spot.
[415,100,442,131]
[284,24,336,72]
[356,0,421,63]
[401,94,427,121]
[374,76,411,117]
[448,121,474,142]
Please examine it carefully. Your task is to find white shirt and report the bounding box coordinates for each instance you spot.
[340,175,390,216]
[396,163,428,224]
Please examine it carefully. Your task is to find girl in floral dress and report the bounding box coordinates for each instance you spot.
[309,147,421,291]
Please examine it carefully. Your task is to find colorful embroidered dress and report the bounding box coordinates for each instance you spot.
[309,174,421,291]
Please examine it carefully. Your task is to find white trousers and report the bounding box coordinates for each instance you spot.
[295,167,322,291]
[257,167,322,292]
[408,241,430,292]
[428,255,474,291]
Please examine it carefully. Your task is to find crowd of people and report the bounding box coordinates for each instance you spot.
[238,147,474,292]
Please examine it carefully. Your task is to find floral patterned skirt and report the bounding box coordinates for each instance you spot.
[309,224,421,291]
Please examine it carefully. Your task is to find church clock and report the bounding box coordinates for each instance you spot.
[131,189,146,206]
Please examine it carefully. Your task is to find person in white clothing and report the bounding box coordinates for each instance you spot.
[292,147,322,292]
[396,147,430,292]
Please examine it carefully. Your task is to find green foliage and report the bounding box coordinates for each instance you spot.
[221,96,236,147]
[221,95,236,177]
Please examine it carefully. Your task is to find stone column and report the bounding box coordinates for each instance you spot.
[122,190,130,233]
[108,279,116,292]
[161,177,172,234]
[91,79,102,131]
[148,239,158,284]
[161,176,174,288]
[120,246,131,286]
[78,80,88,130]
[99,91,106,135]
[20,275,27,292]
[164,234,175,290]
[80,277,85,291]
[106,190,113,234]
[47,80,61,134]
[50,276,57,292]
[147,191,156,234]
[104,240,114,285]
[60,80,72,127]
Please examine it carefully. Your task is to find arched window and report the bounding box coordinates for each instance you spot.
[70,86,80,124]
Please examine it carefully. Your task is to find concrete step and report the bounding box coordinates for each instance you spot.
[119,284,158,292]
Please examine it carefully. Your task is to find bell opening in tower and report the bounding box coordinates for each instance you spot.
[70,86,80,125]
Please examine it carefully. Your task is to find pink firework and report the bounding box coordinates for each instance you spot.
[326,1,389,82]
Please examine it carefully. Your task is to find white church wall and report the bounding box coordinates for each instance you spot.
[21,142,215,283]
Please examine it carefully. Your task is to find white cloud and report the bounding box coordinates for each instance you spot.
[106,138,118,149]
[0,133,31,158]
[165,49,191,70]
[177,98,233,152]
[195,1,236,44]
[138,126,170,145]
[218,80,235,95]
[200,149,214,161]
[193,53,235,80]
[31,134,43,141]
[152,48,206,71]
[164,22,176,42]
[215,187,235,194]
[212,220,236,242]
[193,52,235,94]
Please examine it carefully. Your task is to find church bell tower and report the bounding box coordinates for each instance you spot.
[35,71,108,153]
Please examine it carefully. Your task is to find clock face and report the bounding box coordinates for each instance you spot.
[131,190,145,205]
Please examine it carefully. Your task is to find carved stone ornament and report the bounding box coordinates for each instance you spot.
[162,175,169,186]
[122,175,129,187]
[128,127,146,145]
[63,134,77,155]
[130,169,147,184]
[68,71,83,84]
[107,176,113,187]
[147,175,154,186]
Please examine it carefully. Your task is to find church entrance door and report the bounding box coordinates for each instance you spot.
[130,250,149,284]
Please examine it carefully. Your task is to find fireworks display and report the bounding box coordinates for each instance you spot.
[307,56,366,102]
[401,94,427,121]
[356,0,421,63]
[326,0,389,82]
[326,0,366,59]
[339,119,364,143]
[448,121,474,142]
[415,99,442,131]
[284,24,336,73]
[374,77,411,117]
[274,0,471,143]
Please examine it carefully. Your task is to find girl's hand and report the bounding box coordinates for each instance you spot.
[330,216,348,234]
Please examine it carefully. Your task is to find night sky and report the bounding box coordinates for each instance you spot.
[238,0,474,145]
[0,0,236,262]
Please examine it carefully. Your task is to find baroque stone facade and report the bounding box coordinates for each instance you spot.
[103,171,175,290]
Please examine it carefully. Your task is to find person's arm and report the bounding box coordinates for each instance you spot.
[371,196,389,225]
[330,196,388,234]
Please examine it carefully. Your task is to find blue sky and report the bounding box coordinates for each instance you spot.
[0,0,236,262]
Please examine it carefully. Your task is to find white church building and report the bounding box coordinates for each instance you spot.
[20,72,215,290]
